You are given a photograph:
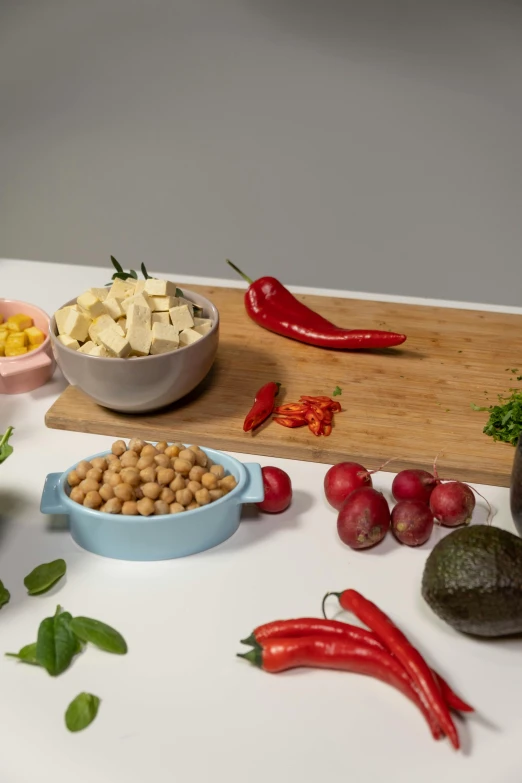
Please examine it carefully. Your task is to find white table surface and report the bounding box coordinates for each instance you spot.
[1,258,521,783]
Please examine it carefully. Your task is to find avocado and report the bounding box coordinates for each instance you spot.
[421,525,522,637]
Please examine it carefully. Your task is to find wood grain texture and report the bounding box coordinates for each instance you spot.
[45,285,521,487]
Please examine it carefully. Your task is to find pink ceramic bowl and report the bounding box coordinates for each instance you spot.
[0,299,56,394]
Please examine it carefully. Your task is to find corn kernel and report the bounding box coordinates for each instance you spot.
[5,345,28,356]
[24,326,45,345]
[7,313,33,331]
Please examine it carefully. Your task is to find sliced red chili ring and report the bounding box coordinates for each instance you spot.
[323,423,332,436]
[274,403,309,414]
[299,395,333,404]
[273,416,307,428]
[305,409,323,435]
[328,401,342,413]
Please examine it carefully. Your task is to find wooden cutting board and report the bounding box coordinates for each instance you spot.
[45,285,521,487]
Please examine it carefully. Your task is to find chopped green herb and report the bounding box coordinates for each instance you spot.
[24,558,66,595]
[332,386,342,397]
[471,388,522,446]
[65,692,100,733]
[0,426,14,464]
[0,580,10,609]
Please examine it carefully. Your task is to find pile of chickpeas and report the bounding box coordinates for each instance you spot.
[67,438,237,516]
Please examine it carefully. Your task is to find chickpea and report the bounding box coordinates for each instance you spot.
[201,472,218,490]
[209,488,224,502]
[140,466,157,484]
[91,457,108,472]
[157,467,175,486]
[169,502,185,514]
[75,460,93,480]
[210,464,225,480]
[106,453,120,467]
[160,487,175,504]
[188,445,201,453]
[193,449,208,468]
[99,504,106,513]
[120,450,139,468]
[169,474,186,492]
[108,472,123,488]
[122,500,139,515]
[186,502,200,511]
[135,486,144,500]
[104,497,123,514]
[195,487,211,506]
[129,438,146,454]
[165,445,180,459]
[86,467,103,483]
[173,458,192,475]
[155,441,168,453]
[99,483,115,502]
[188,466,206,482]
[103,469,114,484]
[178,448,196,466]
[154,499,170,515]
[141,444,158,458]
[67,470,81,487]
[137,497,155,516]
[120,468,141,487]
[109,459,122,473]
[112,439,126,456]
[141,482,161,500]
[137,455,155,470]
[70,487,85,504]
[187,480,202,495]
[173,442,185,449]
[152,454,169,469]
[114,483,135,502]
[79,477,100,494]
[83,490,103,509]
[220,475,238,493]
[175,488,193,507]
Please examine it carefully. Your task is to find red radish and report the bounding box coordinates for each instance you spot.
[429,481,475,527]
[391,500,434,546]
[337,487,390,550]
[391,469,437,505]
[256,466,293,513]
[324,462,372,511]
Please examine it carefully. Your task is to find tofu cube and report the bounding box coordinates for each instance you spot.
[24,326,46,345]
[77,291,106,318]
[144,278,178,297]
[77,340,97,354]
[121,293,152,315]
[62,309,92,342]
[134,280,147,295]
[177,297,195,316]
[117,317,127,332]
[193,317,212,327]
[103,296,124,320]
[78,341,109,356]
[169,305,194,333]
[55,305,79,335]
[150,296,177,312]
[57,334,80,350]
[150,322,179,355]
[88,314,123,345]
[193,323,212,336]
[6,332,27,348]
[126,303,151,331]
[5,344,27,356]
[89,287,109,302]
[7,313,33,331]
[98,326,131,358]
[127,324,152,356]
[109,278,136,300]
[151,311,169,326]
[179,328,203,347]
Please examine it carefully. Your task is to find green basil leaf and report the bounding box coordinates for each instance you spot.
[129,269,138,279]
[140,263,150,279]
[110,255,124,274]
[36,607,78,676]
[65,692,100,733]
[0,579,10,609]
[69,617,127,655]
[175,287,184,298]
[0,426,14,464]
[5,642,40,666]
[24,558,66,595]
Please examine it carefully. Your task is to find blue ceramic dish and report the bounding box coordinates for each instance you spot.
[40,446,264,561]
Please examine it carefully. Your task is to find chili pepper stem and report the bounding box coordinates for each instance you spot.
[237,648,261,666]
[226,259,253,285]
[321,592,342,619]
[240,634,257,647]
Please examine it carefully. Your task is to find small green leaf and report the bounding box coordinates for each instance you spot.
[0,579,10,609]
[129,269,138,279]
[5,642,40,666]
[65,692,100,733]
[141,263,150,279]
[110,256,124,274]
[0,426,14,464]
[69,617,127,655]
[36,607,78,676]
[24,558,66,595]
[332,386,342,397]
[175,287,184,298]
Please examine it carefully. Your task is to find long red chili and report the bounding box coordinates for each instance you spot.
[325,589,460,749]
[243,381,281,432]
[227,260,407,350]
[238,636,442,741]
[243,618,473,714]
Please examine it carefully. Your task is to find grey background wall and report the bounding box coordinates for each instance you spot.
[1,0,521,305]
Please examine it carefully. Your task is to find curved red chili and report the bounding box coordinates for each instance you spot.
[243,382,280,432]
[227,261,407,351]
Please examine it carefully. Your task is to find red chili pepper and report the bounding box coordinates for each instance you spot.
[274,403,309,415]
[242,618,473,715]
[322,423,333,436]
[243,382,281,432]
[323,589,460,749]
[305,409,323,436]
[273,416,307,428]
[227,260,407,350]
[238,636,442,741]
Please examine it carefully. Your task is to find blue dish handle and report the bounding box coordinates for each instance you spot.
[40,472,67,515]
[238,463,265,504]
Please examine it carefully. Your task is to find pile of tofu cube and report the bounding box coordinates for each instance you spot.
[0,313,46,356]
[54,277,213,358]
